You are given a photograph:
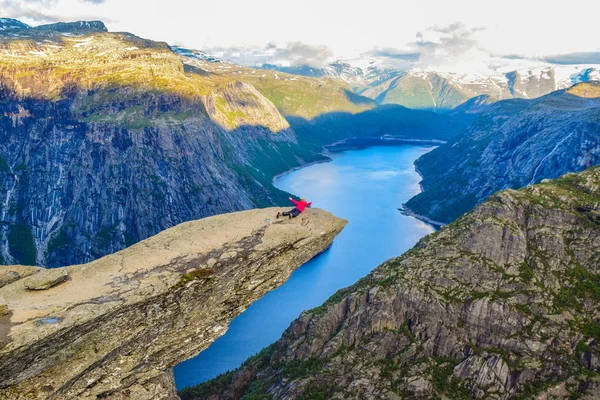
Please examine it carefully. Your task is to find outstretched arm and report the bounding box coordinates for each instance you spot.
[306,202,312,207]
[289,197,299,205]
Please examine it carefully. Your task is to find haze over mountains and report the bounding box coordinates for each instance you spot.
[258,61,600,109]
[172,44,600,110]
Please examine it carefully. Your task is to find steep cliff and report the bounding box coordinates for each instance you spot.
[0,207,347,399]
[0,22,318,267]
[188,167,600,399]
[404,82,600,224]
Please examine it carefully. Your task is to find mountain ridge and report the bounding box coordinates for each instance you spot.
[404,81,600,224]
[0,19,466,267]
[254,58,600,109]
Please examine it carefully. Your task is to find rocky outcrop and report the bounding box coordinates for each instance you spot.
[405,82,600,223]
[0,207,346,399]
[189,167,600,399]
[0,266,42,289]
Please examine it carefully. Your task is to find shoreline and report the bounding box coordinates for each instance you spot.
[400,156,446,228]
[324,137,445,152]
[270,137,447,230]
[398,204,446,229]
[271,157,333,185]
[271,137,446,229]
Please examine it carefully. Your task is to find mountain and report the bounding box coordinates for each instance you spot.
[184,166,600,400]
[260,60,600,110]
[171,48,375,119]
[404,82,600,224]
[0,208,346,399]
[0,21,465,268]
[0,21,310,267]
[0,18,29,31]
[365,67,600,110]
[259,61,366,89]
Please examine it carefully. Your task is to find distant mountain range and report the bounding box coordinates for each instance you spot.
[171,43,600,111]
[260,60,600,109]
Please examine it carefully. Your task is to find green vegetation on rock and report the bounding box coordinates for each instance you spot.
[0,155,9,172]
[8,222,37,266]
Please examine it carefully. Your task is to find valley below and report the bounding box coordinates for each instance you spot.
[0,16,599,400]
[175,144,437,388]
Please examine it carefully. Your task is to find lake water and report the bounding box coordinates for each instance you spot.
[174,145,436,389]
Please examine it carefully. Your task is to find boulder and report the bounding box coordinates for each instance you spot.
[23,269,68,290]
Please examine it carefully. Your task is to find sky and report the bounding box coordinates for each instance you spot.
[2,0,600,72]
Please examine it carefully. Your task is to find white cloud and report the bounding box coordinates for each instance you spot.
[206,42,334,68]
[1,0,599,72]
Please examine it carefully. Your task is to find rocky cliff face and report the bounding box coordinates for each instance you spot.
[188,167,600,400]
[0,22,319,267]
[0,207,346,399]
[404,82,600,224]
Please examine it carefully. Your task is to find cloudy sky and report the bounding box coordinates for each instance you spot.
[2,0,600,72]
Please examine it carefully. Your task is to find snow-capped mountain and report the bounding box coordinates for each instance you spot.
[171,46,222,63]
[260,61,600,109]
[0,18,30,31]
[359,65,600,109]
[171,44,600,110]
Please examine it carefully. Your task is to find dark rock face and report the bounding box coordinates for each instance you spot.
[189,167,600,400]
[32,21,108,33]
[0,20,311,268]
[405,83,600,224]
[0,88,300,267]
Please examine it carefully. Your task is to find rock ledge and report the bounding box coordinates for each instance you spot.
[0,207,346,399]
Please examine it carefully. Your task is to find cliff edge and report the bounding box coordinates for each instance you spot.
[0,207,346,399]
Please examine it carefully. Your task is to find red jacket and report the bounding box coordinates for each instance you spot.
[291,198,311,212]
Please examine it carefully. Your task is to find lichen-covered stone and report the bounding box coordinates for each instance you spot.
[0,267,43,289]
[0,207,346,399]
[23,269,68,290]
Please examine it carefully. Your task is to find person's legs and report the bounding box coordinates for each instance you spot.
[278,208,300,219]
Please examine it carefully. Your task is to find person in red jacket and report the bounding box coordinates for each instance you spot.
[277,197,312,219]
